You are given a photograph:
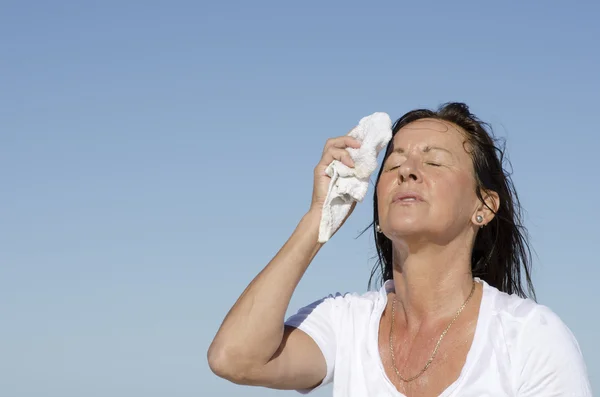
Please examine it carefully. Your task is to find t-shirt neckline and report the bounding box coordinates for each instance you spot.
[371,277,493,397]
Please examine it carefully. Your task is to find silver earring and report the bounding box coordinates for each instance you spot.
[476,215,483,224]
[376,224,382,233]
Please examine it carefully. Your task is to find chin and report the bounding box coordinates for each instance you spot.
[385,218,425,236]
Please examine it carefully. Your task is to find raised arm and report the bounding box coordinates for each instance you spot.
[207,136,360,390]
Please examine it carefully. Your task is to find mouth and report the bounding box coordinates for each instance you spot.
[392,192,424,204]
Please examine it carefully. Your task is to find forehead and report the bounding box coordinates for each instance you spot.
[391,118,467,151]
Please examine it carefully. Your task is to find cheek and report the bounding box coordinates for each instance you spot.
[436,174,478,213]
[375,184,387,210]
[376,174,395,210]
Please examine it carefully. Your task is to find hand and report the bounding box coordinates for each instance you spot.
[309,135,361,214]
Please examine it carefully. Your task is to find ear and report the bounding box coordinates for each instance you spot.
[472,189,500,227]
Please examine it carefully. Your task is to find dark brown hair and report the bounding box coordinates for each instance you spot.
[369,102,536,299]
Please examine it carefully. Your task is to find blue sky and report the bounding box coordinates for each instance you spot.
[2,1,598,396]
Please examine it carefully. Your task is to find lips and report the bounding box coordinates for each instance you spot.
[392,191,425,203]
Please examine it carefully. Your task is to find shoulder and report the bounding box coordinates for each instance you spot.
[513,302,584,365]
[285,283,387,330]
[485,282,538,319]
[310,279,390,309]
[484,282,579,353]
[292,287,384,318]
[484,282,577,344]
[515,304,591,394]
[482,282,592,395]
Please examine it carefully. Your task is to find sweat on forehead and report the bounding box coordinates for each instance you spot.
[384,118,472,158]
[401,118,464,134]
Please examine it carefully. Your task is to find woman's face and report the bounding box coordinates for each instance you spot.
[376,118,482,243]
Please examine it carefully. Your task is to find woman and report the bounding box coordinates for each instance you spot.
[208,103,592,396]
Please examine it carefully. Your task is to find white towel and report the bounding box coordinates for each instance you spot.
[318,112,393,243]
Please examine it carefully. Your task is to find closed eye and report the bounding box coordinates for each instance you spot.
[426,162,441,167]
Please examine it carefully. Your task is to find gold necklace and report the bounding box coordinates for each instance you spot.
[388,280,476,383]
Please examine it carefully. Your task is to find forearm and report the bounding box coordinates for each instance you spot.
[208,210,323,370]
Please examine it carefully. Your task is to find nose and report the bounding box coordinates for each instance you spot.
[397,158,421,184]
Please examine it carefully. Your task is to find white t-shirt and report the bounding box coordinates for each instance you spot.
[285,278,592,396]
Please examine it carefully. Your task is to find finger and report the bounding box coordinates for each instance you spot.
[324,136,361,152]
[320,147,355,168]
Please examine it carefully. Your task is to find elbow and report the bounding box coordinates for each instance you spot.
[207,343,254,384]
[207,343,231,379]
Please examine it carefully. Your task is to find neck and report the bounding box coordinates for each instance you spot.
[390,238,475,327]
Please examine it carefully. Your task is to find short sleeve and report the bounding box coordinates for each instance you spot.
[515,305,592,396]
[284,293,347,394]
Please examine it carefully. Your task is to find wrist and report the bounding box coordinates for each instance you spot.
[304,207,322,225]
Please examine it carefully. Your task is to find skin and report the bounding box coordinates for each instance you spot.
[376,119,499,396]
[207,134,361,390]
[207,119,499,397]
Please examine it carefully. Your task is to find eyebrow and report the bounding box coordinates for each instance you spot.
[391,145,453,155]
